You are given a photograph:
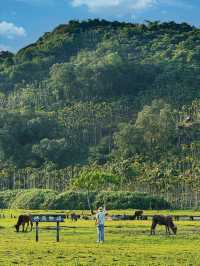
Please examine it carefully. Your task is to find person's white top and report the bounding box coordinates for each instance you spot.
[96,211,105,225]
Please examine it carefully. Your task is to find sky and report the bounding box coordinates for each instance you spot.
[0,0,200,52]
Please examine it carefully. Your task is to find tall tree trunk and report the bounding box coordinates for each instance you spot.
[86,190,93,214]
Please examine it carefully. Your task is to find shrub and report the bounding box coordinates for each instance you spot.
[0,189,170,210]
[9,189,58,209]
[94,191,170,210]
[47,191,96,210]
[0,190,20,208]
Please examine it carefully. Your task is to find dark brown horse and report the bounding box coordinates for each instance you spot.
[70,213,80,222]
[134,210,143,220]
[151,215,177,235]
[15,215,33,232]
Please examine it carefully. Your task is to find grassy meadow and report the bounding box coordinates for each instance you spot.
[0,210,200,265]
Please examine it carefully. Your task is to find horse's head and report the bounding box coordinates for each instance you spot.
[171,224,177,235]
[15,224,19,232]
[167,216,177,235]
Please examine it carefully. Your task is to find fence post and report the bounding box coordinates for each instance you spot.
[36,221,39,242]
[56,221,60,242]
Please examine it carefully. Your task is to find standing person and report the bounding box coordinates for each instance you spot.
[96,207,105,243]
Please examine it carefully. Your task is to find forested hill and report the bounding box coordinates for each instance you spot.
[0,19,199,103]
[0,20,200,208]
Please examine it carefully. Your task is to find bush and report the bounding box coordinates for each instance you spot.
[0,189,170,210]
[47,191,96,210]
[9,189,58,209]
[94,191,170,210]
[0,190,20,208]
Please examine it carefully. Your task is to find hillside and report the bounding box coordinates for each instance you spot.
[0,19,200,207]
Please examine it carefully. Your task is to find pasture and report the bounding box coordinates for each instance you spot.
[0,210,200,265]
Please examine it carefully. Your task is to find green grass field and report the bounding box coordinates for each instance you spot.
[1,210,200,265]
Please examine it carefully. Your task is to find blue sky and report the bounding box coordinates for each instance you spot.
[0,0,199,52]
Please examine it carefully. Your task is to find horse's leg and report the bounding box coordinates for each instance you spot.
[26,221,29,232]
[165,224,171,235]
[153,224,156,235]
[22,223,25,232]
[151,222,156,235]
[30,221,33,231]
[165,226,169,235]
[169,225,175,235]
[153,224,157,235]
[150,224,153,235]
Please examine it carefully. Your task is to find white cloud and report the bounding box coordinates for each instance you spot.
[71,0,157,13]
[0,21,26,39]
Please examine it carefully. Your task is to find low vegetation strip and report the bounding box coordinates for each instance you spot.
[0,189,170,210]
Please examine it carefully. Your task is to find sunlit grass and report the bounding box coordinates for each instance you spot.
[0,210,200,265]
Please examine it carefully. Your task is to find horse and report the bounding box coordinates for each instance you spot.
[82,215,90,220]
[134,210,143,220]
[150,215,177,235]
[15,215,33,232]
[70,213,80,222]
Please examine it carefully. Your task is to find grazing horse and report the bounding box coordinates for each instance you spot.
[134,210,143,220]
[15,215,33,232]
[70,213,80,222]
[151,215,177,235]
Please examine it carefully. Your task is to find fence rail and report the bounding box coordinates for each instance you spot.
[110,214,200,221]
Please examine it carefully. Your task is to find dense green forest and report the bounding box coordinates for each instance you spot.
[1,19,200,208]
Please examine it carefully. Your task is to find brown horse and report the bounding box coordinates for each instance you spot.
[70,213,80,222]
[15,215,33,232]
[151,215,177,235]
[134,210,143,220]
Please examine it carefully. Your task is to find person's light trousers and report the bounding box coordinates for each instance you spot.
[97,224,104,242]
